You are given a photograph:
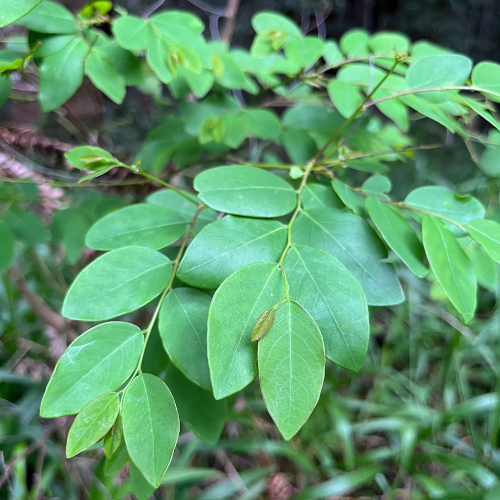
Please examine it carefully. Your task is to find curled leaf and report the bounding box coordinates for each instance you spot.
[251,307,275,341]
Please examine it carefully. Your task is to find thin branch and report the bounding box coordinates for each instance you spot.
[220,0,241,43]
[143,0,167,17]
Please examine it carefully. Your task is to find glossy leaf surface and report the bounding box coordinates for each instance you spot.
[41,322,143,417]
[258,299,325,440]
[62,247,172,321]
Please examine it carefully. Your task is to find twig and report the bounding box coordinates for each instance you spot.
[8,268,66,333]
[220,0,241,43]
[143,0,166,17]
[216,450,248,494]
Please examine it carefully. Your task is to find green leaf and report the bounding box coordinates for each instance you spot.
[292,208,404,306]
[66,393,119,458]
[146,35,172,84]
[479,146,500,176]
[159,288,212,390]
[112,16,152,51]
[251,308,275,341]
[4,209,50,245]
[332,180,366,215]
[208,263,286,399]
[283,245,369,371]
[466,219,500,263]
[39,37,89,111]
[29,32,74,58]
[147,189,217,233]
[258,298,325,440]
[468,245,498,291]
[340,29,369,57]
[15,1,76,34]
[369,31,410,55]
[472,61,500,103]
[165,364,227,445]
[405,186,485,236]
[281,129,317,164]
[246,109,281,142]
[181,67,214,98]
[65,146,115,169]
[0,222,15,274]
[62,247,172,321]
[86,204,188,251]
[0,0,42,27]
[361,175,391,196]
[327,79,363,118]
[405,54,472,102]
[422,215,477,323]
[130,462,157,500]
[284,36,325,67]
[149,10,204,34]
[323,40,343,66]
[177,216,286,289]
[366,198,428,278]
[194,165,297,218]
[85,49,126,104]
[252,12,301,36]
[103,414,123,458]
[122,374,179,488]
[40,322,143,417]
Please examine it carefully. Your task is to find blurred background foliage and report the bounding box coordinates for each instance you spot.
[2,0,500,499]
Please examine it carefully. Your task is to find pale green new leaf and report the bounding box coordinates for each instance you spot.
[15,1,76,34]
[177,216,286,288]
[39,37,89,111]
[146,35,172,84]
[208,263,286,400]
[159,288,212,390]
[40,322,143,417]
[405,186,485,235]
[0,0,42,28]
[366,197,428,277]
[85,49,126,104]
[422,215,476,323]
[62,247,172,321]
[258,299,325,440]
[292,208,404,306]
[112,16,152,51]
[149,10,204,34]
[328,79,363,119]
[66,393,119,458]
[283,245,369,371]
[340,29,369,57]
[86,204,188,251]
[194,165,297,218]
[65,146,115,169]
[466,219,500,263]
[251,12,301,36]
[122,374,179,488]
[369,31,409,55]
[165,364,227,445]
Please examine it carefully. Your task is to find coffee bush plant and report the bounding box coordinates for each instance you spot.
[2,0,500,495]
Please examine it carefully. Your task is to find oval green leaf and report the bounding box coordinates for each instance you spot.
[258,299,325,440]
[292,208,404,306]
[366,197,428,278]
[0,0,42,27]
[165,364,227,446]
[122,374,179,488]
[62,246,172,321]
[40,322,143,417]
[177,215,286,289]
[112,15,152,51]
[194,165,297,218]
[86,204,188,251]
[208,263,286,400]
[466,219,500,264]
[405,186,485,236]
[159,287,212,390]
[422,215,476,323]
[472,61,500,103]
[283,245,369,371]
[66,393,119,458]
[15,0,76,34]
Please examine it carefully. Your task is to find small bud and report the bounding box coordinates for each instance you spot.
[251,308,275,341]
